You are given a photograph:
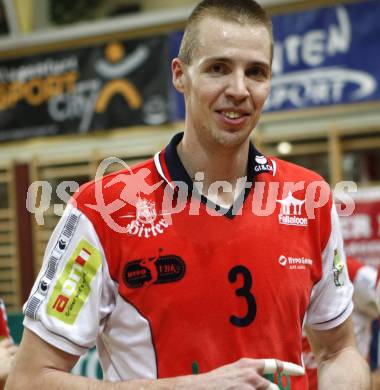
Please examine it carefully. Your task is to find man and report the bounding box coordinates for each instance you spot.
[0,299,17,389]
[6,0,370,389]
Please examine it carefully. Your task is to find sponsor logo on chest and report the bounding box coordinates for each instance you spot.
[123,253,186,288]
[277,191,308,227]
[122,197,170,238]
[278,254,314,270]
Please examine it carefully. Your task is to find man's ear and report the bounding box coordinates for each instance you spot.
[172,58,186,93]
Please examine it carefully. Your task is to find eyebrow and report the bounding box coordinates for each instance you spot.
[201,56,270,69]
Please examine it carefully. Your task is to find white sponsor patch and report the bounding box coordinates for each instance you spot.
[277,191,308,227]
[121,197,170,238]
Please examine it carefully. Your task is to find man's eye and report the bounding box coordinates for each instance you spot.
[247,67,266,78]
[209,64,225,73]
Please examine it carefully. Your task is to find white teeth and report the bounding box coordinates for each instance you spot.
[223,111,242,119]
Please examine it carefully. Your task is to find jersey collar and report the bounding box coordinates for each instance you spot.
[155,132,275,186]
[154,132,275,218]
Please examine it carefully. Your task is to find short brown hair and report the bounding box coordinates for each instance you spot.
[178,0,273,65]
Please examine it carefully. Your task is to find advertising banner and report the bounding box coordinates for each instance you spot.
[0,36,170,141]
[340,187,380,267]
[267,0,380,112]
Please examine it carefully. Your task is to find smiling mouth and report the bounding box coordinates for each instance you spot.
[218,110,249,120]
[224,111,242,119]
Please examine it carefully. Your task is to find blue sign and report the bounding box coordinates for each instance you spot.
[169,0,380,117]
[266,0,380,111]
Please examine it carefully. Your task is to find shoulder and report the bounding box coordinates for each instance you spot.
[270,156,326,185]
[72,157,158,206]
[270,156,332,207]
[268,157,333,230]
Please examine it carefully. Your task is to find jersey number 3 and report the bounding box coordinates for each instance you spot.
[228,265,257,327]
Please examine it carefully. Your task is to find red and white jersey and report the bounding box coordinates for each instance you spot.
[24,133,353,389]
[0,299,10,340]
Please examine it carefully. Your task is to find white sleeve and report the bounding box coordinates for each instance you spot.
[306,205,354,330]
[23,203,115,356]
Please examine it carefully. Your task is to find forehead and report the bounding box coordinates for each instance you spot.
[194,16,271,66]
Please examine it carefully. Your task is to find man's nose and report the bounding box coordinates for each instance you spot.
[225,71,250,101]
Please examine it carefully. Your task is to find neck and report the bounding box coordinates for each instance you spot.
[177,132,250,206]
